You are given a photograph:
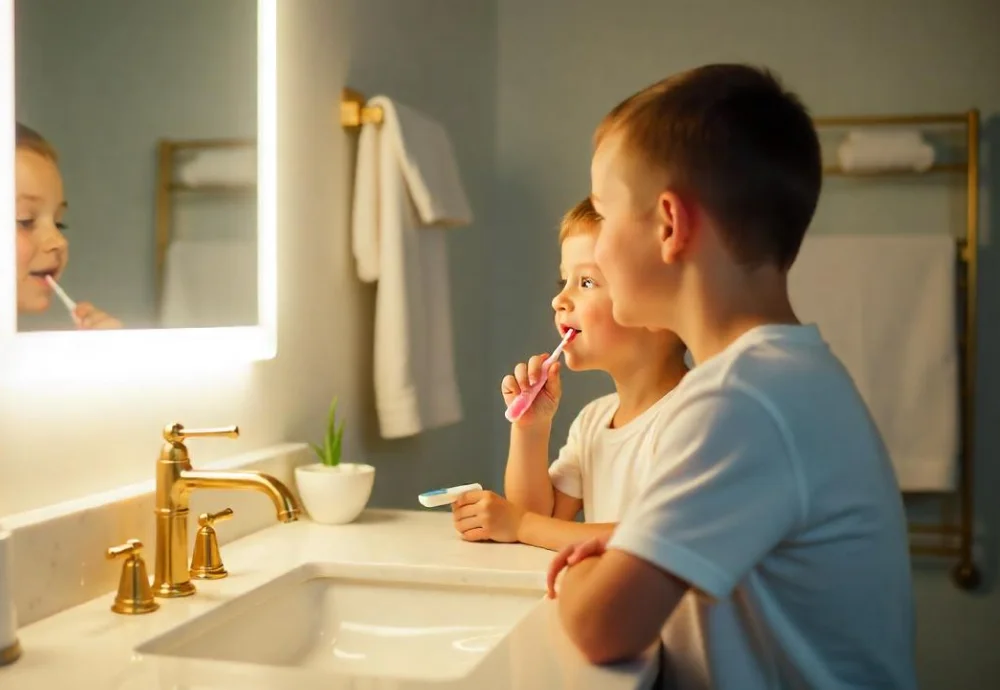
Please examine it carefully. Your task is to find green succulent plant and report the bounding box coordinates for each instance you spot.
[311,396,345,467]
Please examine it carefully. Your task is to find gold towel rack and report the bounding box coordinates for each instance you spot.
[341,87,384,129]
[813,109,980,590]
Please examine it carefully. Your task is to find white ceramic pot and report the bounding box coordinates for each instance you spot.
[294,462,375,525]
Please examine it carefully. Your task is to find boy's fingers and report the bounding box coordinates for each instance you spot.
[452,495,470,509]
[547,545,576,598]
[457,490,486,505]
[451,502,480,521]
[527,354,549,386]
[461,527,489,542]
[514,363,529,389]
[546,362,562,396]
[567,537,606,565]
[454,513,480,531]
[500,375,520,399]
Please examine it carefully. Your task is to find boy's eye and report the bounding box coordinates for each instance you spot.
[557,279,567,289]
[580,277,596,289]
[16,217,35,230]
[56,222,68,232]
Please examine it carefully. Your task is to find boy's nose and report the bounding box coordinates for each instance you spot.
[41,225,68,252]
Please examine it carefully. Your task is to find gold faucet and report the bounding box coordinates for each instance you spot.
[152,423,301,598]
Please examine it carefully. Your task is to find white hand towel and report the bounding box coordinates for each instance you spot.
[837,129,935,173]
[789,234,959,490]
[351,97,471,439]
[159,240,258,328]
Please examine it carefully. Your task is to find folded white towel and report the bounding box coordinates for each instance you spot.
[837,129,935,173]
[351,96,471,439]
[159,239,258,328]
[175,147,256,186]
[789,234,959,490]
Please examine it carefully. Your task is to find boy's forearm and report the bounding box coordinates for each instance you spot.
[517,512,616,552]
[504,424,555,515]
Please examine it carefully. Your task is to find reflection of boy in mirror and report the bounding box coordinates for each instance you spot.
[16,123,121,329]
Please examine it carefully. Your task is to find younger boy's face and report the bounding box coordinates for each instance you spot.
[552,233,640,372]
[15,149,68,314]
[590,133,672,331]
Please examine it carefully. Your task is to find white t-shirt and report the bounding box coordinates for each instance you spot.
[609,325,916,690]
[549,390,677,523]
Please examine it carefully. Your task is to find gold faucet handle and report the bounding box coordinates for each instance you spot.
[198,507,235,528]
[107,538,143,559]
[191,508,234,580]
[106,539,159,615]
[163,423,240,443]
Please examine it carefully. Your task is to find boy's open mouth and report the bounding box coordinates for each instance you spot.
[29,268,58,281]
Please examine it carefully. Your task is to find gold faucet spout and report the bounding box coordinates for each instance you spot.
[152,423,302,598]
[176,470,300,523]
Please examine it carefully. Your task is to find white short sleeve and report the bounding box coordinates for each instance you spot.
[609,388,804,599]
[548,411,586,498]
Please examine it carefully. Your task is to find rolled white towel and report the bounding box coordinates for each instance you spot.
[176,147,256,186]
[837,129,935,173]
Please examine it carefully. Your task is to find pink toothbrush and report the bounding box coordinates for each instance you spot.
[45,275,81,327]
[505,329,578,423]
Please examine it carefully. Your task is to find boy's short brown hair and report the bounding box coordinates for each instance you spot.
[15,122,58,162]
[596,64,821,270]
[559,197,602,243]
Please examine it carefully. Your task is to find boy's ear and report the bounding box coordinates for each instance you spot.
[656,190,691,264]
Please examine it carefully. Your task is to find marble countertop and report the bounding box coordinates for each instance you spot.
[1,509,658,689]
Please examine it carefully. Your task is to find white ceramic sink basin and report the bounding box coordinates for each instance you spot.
[135,562,544,682]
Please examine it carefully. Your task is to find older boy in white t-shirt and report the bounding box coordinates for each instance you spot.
[548,65,916,690]
[451,198,688,551]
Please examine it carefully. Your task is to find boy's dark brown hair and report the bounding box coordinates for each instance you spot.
[16,122,58,162]
[559,197,602,242]
[595,64,821,270]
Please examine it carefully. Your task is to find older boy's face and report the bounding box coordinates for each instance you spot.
[590,134,668,329]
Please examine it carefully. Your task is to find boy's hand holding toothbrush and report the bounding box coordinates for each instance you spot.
[45,276,121,329]
[501,353,563,427]
[73,301,122,330]
[502,329,576,426]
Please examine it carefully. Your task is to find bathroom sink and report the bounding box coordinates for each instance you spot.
[135,562,544,682]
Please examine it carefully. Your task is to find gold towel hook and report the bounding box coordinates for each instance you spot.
[341,88,384,129]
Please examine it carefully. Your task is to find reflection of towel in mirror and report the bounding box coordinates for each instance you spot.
[175,147,256,186]
[351,96,472,439]
[159,240,258,328]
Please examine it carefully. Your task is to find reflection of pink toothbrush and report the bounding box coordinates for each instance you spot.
[45,275,81,327]
[505,329,578,423]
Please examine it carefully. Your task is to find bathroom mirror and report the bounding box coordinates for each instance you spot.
[0,0,277,364]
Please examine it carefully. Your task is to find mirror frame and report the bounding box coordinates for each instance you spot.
[0,0,277,369]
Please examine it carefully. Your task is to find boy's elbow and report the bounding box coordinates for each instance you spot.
[560,599,639,665]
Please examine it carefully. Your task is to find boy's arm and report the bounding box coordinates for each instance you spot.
[554,391,801,664]
[506,408,586,516]
[517,508,613,552]
[504,424,557,516]
[559,549,686,663]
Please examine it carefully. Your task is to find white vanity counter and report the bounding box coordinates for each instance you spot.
[2,510,658,689]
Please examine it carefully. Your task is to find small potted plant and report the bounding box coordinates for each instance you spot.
[294,397,375,524]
